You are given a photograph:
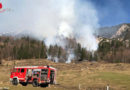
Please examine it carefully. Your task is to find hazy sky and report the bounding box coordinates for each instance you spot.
[0,0,100,51]
[0,0,129,61]
[0,0,130,27]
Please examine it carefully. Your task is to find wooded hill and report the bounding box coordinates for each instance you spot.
[0,36,47,64]
[0,35,130,64]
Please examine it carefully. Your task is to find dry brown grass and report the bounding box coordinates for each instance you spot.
[0,59,130,90]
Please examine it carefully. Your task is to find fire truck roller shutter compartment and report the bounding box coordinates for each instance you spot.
[41,69,48,81]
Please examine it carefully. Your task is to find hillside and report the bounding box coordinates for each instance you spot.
[0,23,130,64]
[98,24,121,38]
[0,59,130,90]
[112,24,130,40]
[98,23,130,39]
[1,32,130,64]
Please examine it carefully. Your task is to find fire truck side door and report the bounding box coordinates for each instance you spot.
[17,68,21,78]
[20,68,26,79]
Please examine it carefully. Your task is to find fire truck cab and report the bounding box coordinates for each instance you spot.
[10,66,56,87]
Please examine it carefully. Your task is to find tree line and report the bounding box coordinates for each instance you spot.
[0,36,47,64]
[98,38,130,63]
[0,36,130,64]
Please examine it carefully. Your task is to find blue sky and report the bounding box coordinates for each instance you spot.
[88,0,130,26]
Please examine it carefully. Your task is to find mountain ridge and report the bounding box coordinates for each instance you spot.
[98,23,130,40]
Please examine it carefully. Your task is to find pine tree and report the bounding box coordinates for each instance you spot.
[80,48,87,61]
[74,43,82,61]
[40,41,47,58]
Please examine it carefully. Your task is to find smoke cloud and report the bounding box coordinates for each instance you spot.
[0,0,99,51]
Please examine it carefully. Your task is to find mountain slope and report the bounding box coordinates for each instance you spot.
[98,24,121,38]
[98,23,130,40]
[112,24,130,40]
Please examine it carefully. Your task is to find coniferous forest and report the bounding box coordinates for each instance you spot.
[0,36,130,64]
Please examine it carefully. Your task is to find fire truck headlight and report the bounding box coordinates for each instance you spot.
[10,78,13,82]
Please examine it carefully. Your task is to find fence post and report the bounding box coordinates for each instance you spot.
[107,84,109,90]
[79,84,80,90]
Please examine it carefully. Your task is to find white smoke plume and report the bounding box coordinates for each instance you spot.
[46,0,99,52]
[0,0,99,62]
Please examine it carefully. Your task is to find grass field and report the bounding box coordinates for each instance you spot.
[0,59,130,90]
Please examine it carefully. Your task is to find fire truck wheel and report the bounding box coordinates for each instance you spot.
[32,79,39,87]
[12,78,18,85]
[20,82,27,86]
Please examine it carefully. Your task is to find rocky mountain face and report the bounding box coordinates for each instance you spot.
[98,24,121,38]
[98,23,130,40]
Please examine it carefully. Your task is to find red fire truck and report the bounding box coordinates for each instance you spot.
[10,66,56,87]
